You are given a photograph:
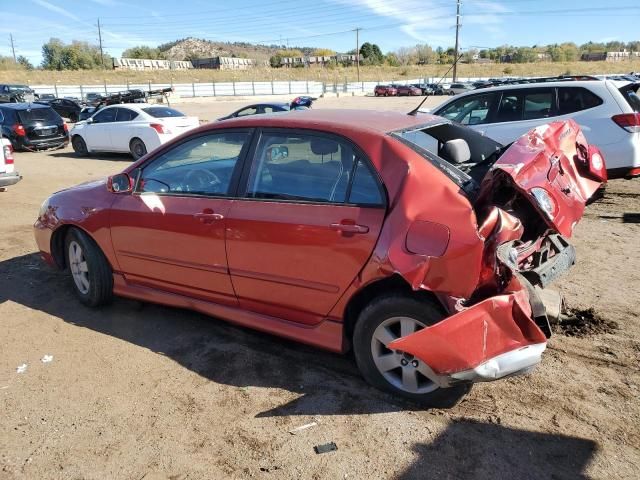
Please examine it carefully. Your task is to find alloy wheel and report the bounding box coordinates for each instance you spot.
[370,316,438,394]
[68,240,90,294]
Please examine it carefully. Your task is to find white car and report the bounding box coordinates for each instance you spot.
[70,104,199,159]
[428,79,640,178]
[0,112,21,190]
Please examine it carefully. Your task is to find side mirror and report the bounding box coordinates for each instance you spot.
[107,173,133,193]
[86,117,94,124]
[267,145,289,161]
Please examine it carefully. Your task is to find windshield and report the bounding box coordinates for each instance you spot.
[142,107,185,118]
[17,107,61,124]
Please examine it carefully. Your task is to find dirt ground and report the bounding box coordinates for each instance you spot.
[1,96,639,480]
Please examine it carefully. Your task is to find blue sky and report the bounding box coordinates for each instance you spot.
[1,0,639,64]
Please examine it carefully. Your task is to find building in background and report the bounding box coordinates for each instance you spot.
[279,54,358,68]
[191,57,256,70]
[112,58,193,70]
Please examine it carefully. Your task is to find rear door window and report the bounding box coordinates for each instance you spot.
[141,107,185,118]
[523,90,554,120]
[557,87,604,115]
[245,131,383,205]
[495,91,524,122]
[115,108,139,122]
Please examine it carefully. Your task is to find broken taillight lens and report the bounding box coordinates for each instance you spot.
[612,113,640,133]
[587,146,608,182]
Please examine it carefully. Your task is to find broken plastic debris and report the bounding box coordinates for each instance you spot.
[16,364,27,374]
[314,442,338,454]
[41,355,53,363]
[289,422,317,435]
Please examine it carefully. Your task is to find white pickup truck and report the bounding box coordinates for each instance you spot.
[0,137,21,190]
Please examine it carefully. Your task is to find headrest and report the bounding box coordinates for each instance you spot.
[311,138,339,156]
[441,139,471,164]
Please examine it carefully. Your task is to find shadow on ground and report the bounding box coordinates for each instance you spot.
[48,151,133,162]
[398,419,597,480]
[1,253,425,417]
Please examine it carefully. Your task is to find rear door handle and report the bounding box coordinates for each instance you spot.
[330,222,369,234]
[194,212,224,223]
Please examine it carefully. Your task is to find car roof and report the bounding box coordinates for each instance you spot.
[213,109,441,134]
[0,102,52,110]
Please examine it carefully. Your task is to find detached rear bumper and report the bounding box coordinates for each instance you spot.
[388,282,550,388]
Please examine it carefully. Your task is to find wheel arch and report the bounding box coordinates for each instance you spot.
[342,274,445,347]
[50,223,108,270]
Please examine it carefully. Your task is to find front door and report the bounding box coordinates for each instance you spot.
[110,129,253,305]
[84,107,117,150]
[226,129,386,325]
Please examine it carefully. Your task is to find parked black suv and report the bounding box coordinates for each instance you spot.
[36,98,82,122]
[0,103,68,151]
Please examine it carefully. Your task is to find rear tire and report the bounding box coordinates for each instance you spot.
[130,138,147,160]
[353,293,471,407]
[71,135,88,157]
[64,228,113,307]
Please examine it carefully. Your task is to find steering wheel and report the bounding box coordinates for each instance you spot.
[184,168,222,193]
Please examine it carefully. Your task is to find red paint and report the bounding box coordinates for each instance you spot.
[405,221,450,257]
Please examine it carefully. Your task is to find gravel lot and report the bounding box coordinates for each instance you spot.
[1,95,639,480]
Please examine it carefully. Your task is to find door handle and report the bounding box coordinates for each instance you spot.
[330,222,369,234]
[194,212,224,223]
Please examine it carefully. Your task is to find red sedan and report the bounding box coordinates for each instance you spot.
[395,85,422,96]
[34,110,605,406]
[373,85,398,96]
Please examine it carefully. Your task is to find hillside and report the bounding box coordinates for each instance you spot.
[157,37,315,63]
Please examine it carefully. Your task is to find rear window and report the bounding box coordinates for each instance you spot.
[141,107,185,118]
[17,107,61,124]
[619,84,640,112]
[557,87,604,115]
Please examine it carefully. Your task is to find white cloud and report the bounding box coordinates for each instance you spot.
[31,0,82,22]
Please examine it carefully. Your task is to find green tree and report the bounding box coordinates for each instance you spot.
[41,38,103,70]
[269,54,282,68]
[122,45,166,59]
[359,42,384,65]
[16,55,33,70]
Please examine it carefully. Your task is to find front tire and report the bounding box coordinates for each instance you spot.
[353,293,471,407]
[130,138,147,160]
[64,228,113,307]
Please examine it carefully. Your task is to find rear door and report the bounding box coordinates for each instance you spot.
[109,129,253,304]
[225,129,386,325]
[109,107,139,152]
[484,87,556,143]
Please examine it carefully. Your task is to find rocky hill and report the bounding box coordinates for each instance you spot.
[158,37,314,63]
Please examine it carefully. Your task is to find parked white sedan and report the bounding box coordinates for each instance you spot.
[70,105,199,159]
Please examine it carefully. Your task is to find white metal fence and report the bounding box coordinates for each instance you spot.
[30,77,495,100]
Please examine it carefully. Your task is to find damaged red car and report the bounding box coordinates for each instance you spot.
[34,110,605,406]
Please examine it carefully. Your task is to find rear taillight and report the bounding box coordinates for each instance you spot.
[612,113,640,133]
[588,146,608,182]
[63,123,68,133]
[150,123,171,134]
[3,144,14,164]
[12,124,26,136]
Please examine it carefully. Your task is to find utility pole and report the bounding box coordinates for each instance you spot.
[97,18,105,68]
[355,27,361,82]
[453,0,461,81]
[9,34,16,62]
